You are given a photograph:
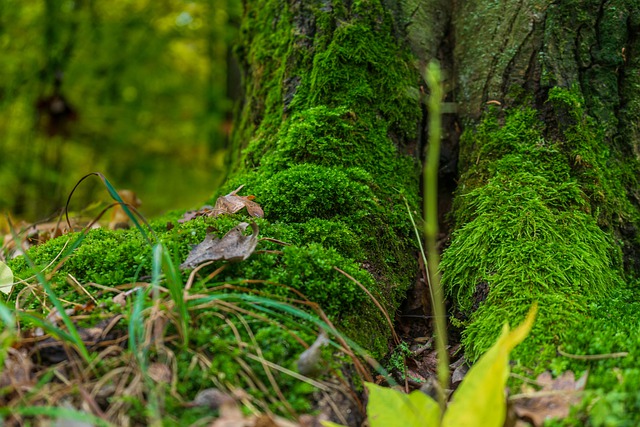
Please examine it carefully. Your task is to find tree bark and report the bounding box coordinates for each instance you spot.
[440,0,640,364]
[228,0,640,372]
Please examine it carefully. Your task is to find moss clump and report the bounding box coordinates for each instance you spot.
[6,214,380,415]
[222,0,423,343]
[546,87,640,233]
[443,88,634,364]
[258,106,414,177]
[255,164,377,224]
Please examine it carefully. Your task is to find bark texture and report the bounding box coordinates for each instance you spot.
[439,0,640,364]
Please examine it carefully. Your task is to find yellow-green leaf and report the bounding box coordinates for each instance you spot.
[321,422,346,427]
[442,303,538,427]
[365,382,441,427]
[0,261,13,295]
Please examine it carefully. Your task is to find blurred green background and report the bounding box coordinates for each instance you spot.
[0,0,241,222]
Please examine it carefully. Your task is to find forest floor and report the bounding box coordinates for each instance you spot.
[1,184,639,427]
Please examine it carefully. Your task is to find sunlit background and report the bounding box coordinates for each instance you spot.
[0,0,241,222]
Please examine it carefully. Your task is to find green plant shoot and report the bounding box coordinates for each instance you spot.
[424,59,449,410]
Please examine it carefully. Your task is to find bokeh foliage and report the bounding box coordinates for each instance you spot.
[0,0,241,221]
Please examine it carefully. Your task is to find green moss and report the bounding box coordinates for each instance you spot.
[540,280,640,426]
[443,89,635,364]
[546,87,640,231]
[227,0,423,351]
[261,106,409,174]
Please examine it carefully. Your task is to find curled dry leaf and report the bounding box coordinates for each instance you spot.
[2,219,89,259]
[180,222,259,270]
[27,317,126,365]
[177,185,263,224]
[297,331,330,377]
[109,189,142,230]
[178,209,204,224]
[450,356,469,389]
[148,362,172,384]
[188,388,312,427]
[210,185,264,218]
[0,348,34,391]
[512,370,588,426]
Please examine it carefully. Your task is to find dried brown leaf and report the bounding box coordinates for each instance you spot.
[190,389,307,427]
[180,222,259,270]
[210,185,264,218]
[177,210,200,224]
[148,362,172,384]
[450,356,469,389]
[512,370,588,426]
[297,331,329,377]
[109,189,142,230]
[29,317,125,364]
[177,186,263,225]
[0,348,34,390]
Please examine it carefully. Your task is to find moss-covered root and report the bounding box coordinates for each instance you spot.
[442,87,638,364]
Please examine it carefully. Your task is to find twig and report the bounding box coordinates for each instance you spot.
[557,346,628,360]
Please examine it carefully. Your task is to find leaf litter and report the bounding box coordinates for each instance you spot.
[511,370,588,426]
[186,388,316,427]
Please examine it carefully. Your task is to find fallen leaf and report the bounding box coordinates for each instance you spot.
[180,222,259,270]
[109,189,142,230]
[188,388,234,409]
[297,331,330,377]
[177,185,263,224]
[0,348,33,390]
[188,389,306,427]
[512,370,588,426]
[178,209,204,224]
[450,356,469,389]
[3,218,98,259]
[112,286,145,307]
[0,261,13,295]
[210,185,264,218]
[148,362,172,384]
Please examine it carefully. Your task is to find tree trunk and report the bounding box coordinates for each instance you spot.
[221,0,423,356]
[439,0,640,364]
[229,0,640,400]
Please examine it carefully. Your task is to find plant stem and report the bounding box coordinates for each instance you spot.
[424,60,449,411]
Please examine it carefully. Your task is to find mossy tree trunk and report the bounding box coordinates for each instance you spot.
[218,0,423,356]
[438,0,640,364]
[228,0,640,366]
